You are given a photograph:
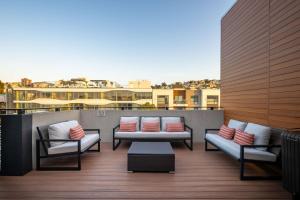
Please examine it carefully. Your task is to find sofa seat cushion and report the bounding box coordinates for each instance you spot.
[48,120,79,147]
[115,131,191,139]
[205,133,277,162]
[48,133,100,155]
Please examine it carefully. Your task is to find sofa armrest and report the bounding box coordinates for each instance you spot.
[184,124,192,132]
[184,124,193,139]
[83,128,101,139]
[240,144,281,161]
[113,124,120,136]
[240,144,281,149]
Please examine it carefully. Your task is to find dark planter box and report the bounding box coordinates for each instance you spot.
[1,114,32,176]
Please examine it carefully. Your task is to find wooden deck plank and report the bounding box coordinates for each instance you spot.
[0,143,291,200]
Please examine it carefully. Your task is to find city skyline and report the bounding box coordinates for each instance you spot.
[0,0,235,84]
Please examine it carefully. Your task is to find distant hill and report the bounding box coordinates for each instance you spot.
[151,80,220,89]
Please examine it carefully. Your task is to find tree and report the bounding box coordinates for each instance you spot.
[0,81,5,94]
[141,102,155,110]
[161,82,167,88]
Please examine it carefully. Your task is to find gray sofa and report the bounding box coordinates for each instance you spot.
[205,119,282,180]
[113,116,193,150]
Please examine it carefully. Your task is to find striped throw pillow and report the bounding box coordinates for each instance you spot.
[119,122,137,132]
[218,125,235,139]
[166,122,184,132]
[142,122,160,132]
[234,129,255,145]
[69,125,85,140]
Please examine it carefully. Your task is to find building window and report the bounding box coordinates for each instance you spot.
[207,95,219,107]
[191,95,199,104]
[157,95,169,107]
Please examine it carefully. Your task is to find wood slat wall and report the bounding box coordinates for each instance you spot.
[221,0,300,129]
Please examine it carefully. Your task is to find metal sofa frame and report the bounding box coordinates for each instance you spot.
[112,116,193,151]
[204,128,281,180]
[36,126,101,171]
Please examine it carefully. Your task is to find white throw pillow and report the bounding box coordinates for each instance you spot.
[48,120,79,147]
[120,117,139,131]
[244,123,271,151]
[161,117,182,131]
[140,117,160,131]
[228,119,247,131]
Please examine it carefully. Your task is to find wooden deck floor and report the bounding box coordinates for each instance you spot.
[0,143,291,200]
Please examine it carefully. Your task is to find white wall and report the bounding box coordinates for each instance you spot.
[80,110,224,142]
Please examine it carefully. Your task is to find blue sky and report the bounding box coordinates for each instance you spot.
[0,0,235,84]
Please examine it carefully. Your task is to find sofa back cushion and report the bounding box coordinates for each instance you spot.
[120,117,139,131]
[234,129,255,145]
[166,122,184,132]
[218,125,235,140]
[228,119,247,131]
[48,120,79,147]
[69,125,85,140]
[119,122,137,132]
[244,123,271,151]
[142,122,160,132]
[161,117,182,131]
[141,117,160,131]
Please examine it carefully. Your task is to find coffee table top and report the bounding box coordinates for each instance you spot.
[128,142,174,155]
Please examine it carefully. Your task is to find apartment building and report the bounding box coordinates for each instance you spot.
[9,87,220,110]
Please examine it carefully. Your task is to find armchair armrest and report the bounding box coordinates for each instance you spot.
[36,139,81,156]
[83,128,101,139]
[37,139,81,142]
[205,128,220,135]
[113,124,120,133]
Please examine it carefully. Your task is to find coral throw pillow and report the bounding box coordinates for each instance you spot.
[218,125,235,139]
[142,122,160,132]
[166,122,184,132]
[69,125,85,140]
[234,129,255,145]
[119,122,137,132]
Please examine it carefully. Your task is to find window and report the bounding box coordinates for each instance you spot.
[207,95,219,107]
[191,95,199,104]
[157,95,169,107]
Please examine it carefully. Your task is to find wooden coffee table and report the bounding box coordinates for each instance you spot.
[127,142,175,172]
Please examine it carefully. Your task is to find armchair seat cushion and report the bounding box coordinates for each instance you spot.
[205,133,276,162]
[48,133,100,155]
[115,131,191,139]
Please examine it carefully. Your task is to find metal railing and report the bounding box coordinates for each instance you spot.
[0,106,223,115]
